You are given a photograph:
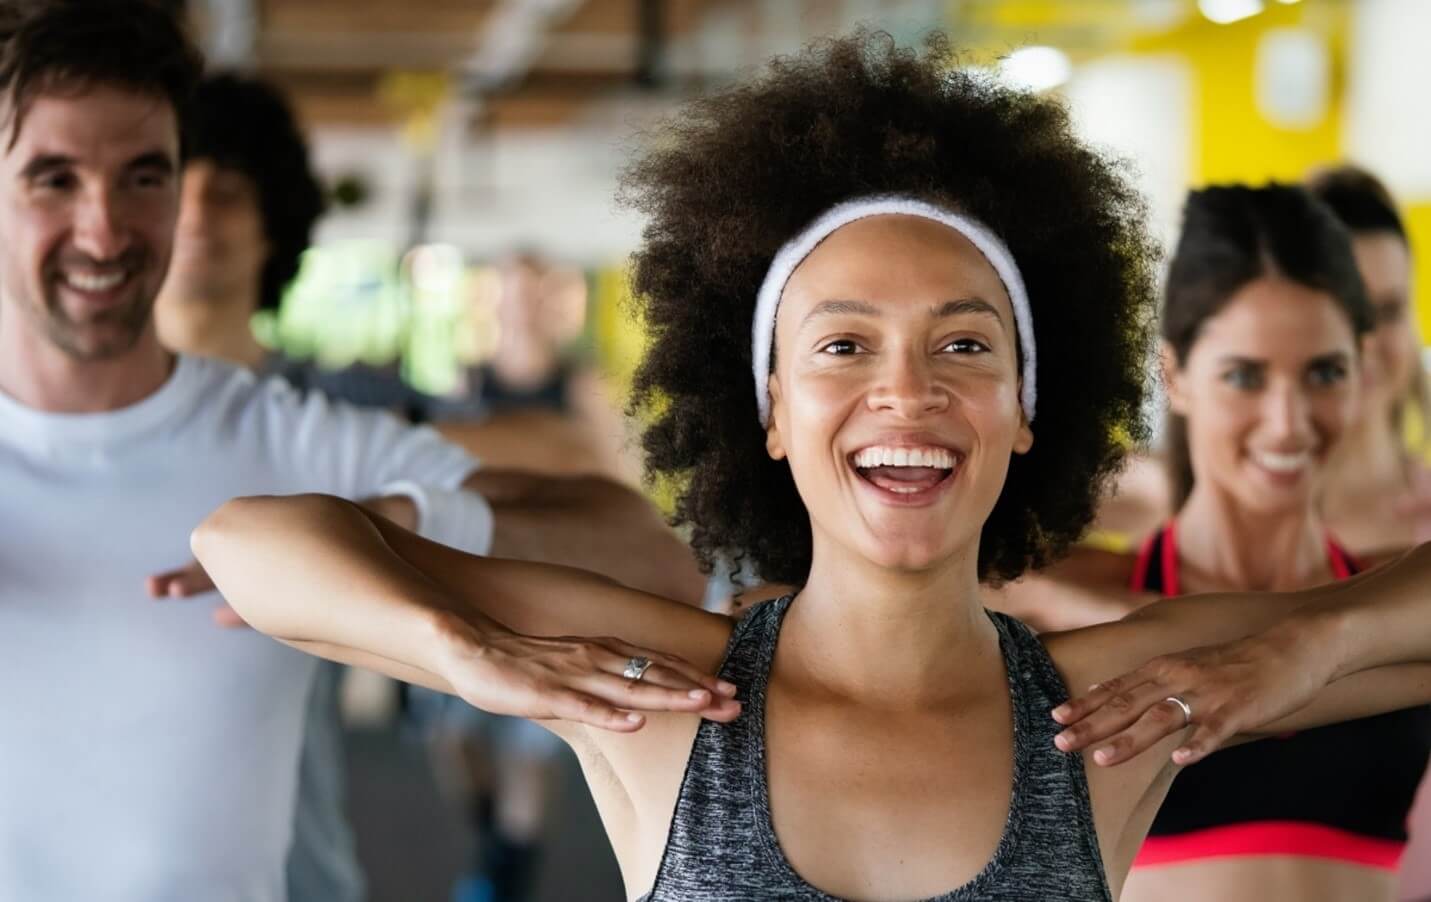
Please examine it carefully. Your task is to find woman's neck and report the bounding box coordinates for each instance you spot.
[1326,403,1407,506]
[1174,486,1330,592]
[783,536,998,707]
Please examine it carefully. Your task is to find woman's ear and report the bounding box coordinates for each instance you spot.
[765,374,787,461]
[1012,410,1033,455]
[1160,341,1189,416]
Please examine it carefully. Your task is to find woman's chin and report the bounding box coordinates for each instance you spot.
[858,537,960,574]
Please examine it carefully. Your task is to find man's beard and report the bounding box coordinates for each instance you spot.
[41,289,155,360]
[38,250,158,361]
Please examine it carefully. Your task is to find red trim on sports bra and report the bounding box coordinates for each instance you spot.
[1130,531,1157,593]
[1327,540,1357,581]
[1161,518,1181,596]
[1133,821,1405,870]
[1131,521,1358,595]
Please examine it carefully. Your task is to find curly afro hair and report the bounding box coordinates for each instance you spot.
[621,31,1158,587]
[188,72,327,311]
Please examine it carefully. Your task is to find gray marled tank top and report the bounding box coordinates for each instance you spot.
[639,595,1112,901]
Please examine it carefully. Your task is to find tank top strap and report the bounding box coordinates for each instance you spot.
[985,610,1112,897]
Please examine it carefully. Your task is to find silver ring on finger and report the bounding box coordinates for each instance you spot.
[623,656,653,682]
[1163,694,1193,727]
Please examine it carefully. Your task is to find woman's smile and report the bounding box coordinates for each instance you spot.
[848,439,962,506]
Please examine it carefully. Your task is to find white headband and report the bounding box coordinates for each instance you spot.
[751,194,1037,426]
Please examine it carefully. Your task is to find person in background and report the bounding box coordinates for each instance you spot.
[428,253,640,488]
[155,72,432,415]
[1305,165,1431,902]
[1310,166,1430,553]
[414,253,619,902]
[995,184,1430,902]
[0,7,703,900]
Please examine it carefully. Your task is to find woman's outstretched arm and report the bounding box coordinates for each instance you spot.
[191,493,740,732]
[1048,543,1431,765]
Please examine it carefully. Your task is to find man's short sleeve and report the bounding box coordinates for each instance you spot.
[257,377,478,498]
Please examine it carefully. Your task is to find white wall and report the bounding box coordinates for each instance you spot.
[1345,0,1431,198]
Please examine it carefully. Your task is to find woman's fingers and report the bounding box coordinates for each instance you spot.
[1082,697,1196,765]
[580,671,741,721]
[1058,666,1209,765]
[545,688,648,732]
[457,632,743,731]
[608,640,738,698]
[1171,715,1238,766]
[1053,675,1161,744]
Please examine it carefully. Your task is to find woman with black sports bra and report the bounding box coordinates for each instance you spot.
[189,36,1431,902]
[999,183,1431,902]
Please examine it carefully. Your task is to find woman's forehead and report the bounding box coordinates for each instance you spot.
[780,214,1014,326]
[1194,279,1358,354]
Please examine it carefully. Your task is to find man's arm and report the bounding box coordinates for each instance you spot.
[152,471,704,614]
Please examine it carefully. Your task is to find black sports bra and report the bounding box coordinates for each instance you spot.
[1131,521,1431,870]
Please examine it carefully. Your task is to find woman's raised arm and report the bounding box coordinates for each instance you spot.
[191,493,740,732]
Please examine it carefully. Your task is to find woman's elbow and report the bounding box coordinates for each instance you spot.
[191,493,343,566]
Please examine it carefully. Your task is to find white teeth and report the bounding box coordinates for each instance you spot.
[852,445,956,469]
[1253,451,1310,474]
[63,271,125,293]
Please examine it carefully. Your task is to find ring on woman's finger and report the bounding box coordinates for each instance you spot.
[1163,695,1193,727]
[623,656,653,682]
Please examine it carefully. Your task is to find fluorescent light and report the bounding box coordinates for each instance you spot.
[1000,46,1074,93]
[1199,0,1265,24]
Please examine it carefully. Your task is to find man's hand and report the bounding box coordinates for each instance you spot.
[146,560,249,628]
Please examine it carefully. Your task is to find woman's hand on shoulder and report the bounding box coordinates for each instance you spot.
[1049,615,1335,767]
[431,608,742,732]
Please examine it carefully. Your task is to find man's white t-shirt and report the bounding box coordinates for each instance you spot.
[0,355,478,902]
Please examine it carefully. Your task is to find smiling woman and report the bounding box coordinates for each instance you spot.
[626,34,1154,586]
[194,29,1431,902]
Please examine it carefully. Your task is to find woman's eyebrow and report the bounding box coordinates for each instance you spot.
[801,297,1008,327]
[800,299,881,325]
[1216,355,1265,367]
[932,298,1006,325]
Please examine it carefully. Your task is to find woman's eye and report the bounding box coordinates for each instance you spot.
[1307,362,1348,387]
[36,173,75,192]
[940,338,990,354]
[1222,368,1262,390]
[130,170,171,190]
[819,339,861,356]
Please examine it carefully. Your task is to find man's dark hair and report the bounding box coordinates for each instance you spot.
[0,0,203,148]
[622,30,1159,586]
[189,73,327,311]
